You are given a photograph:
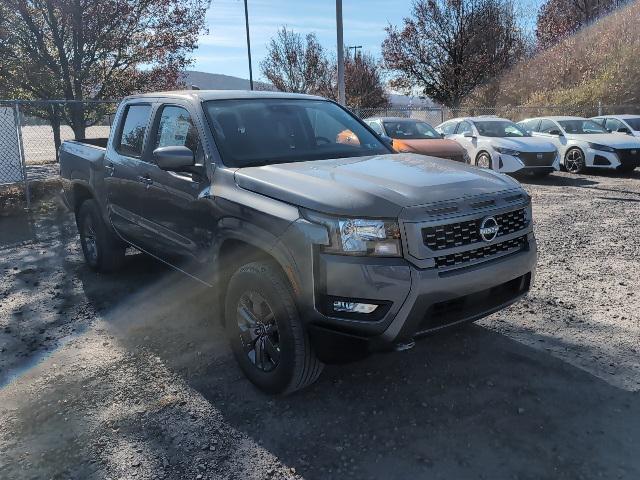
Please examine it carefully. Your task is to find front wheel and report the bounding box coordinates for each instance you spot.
[475,151,493,169]
[564,148,586,174]
[225,261,324,395]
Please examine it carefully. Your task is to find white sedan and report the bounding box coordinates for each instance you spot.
[591,115,640,137]
[518,116,640,173]
[435,116,559,176]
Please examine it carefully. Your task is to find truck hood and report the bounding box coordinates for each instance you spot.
[234,153,520,217]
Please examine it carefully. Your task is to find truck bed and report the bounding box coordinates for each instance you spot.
[59,139,109,204]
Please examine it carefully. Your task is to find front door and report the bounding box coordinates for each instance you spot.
[142,104,215,280]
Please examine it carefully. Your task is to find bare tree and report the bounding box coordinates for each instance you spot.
[0,0,209,142]
[342,51,389,108]
[382,0,527,107]
[260,27,333,96]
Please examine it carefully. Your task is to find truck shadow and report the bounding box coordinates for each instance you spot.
[80,260,640,480]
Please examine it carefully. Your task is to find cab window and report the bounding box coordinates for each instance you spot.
[155,106,200,153]
[116,104,152,158]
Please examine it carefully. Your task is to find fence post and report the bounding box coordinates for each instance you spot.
[598,101,602,116]
[14,102,30,209]
[440,107,444,123]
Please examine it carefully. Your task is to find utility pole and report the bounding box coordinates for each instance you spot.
[244,0,254,90]
[336,0,345,105]
[348,45,362,59]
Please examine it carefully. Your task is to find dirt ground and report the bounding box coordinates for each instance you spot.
[0,170,639,480]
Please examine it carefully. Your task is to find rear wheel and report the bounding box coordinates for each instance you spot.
[225,261,323,395]
[564,148,586,174]
[475,151,493,169]
[77,199,126,272]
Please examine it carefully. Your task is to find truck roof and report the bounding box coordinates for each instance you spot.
[123,89,325,102]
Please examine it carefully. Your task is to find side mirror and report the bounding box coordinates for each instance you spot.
[153,146,195,171]
[548,129,563,136]
[618,127,631,134]
[462,131,475,138]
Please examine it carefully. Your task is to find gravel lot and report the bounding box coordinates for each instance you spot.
[0,170,639,479]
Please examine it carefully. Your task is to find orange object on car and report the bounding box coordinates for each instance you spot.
[365,117,468,163]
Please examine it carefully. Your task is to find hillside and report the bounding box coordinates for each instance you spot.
[467,0,640,113]
[180,71,275,91]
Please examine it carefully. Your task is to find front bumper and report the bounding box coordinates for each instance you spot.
[493,152,559,173]
[308,232,536,361]
[584,147,640,169]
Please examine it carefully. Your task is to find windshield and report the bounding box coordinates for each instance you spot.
[382,120,440,139]
[623,117,640,130]
[557,119,608,134]
[473,120,529,137]
[203,98,389,167]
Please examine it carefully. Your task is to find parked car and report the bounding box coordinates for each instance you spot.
[364,117,469,163]
[435,116,559,176]
[518,116,640,173]
[591,114,640,137]
[59,91,537,394]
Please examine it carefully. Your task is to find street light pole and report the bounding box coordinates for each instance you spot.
[244,0,254,90]
[348,45,362,58]
[336,0,345,105]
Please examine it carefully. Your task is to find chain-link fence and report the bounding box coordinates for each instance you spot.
[352,104,640,124]
[0,100,118,207]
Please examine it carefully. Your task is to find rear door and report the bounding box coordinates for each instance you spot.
[451,121,478,157]
[104,103,154,242]
[142,103,214,278]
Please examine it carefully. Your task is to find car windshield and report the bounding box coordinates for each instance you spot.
[557,119,608,134]
[382,120,440,139]
[203,98,389,167]
[623,117,640,130]
[473,120,529,137]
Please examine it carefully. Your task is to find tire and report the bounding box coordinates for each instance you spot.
[564,148,586,174]
[475,151,493,169]
[76,199,126,272]
[225,261,323,395]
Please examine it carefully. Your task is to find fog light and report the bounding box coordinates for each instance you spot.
[332,301,379,314]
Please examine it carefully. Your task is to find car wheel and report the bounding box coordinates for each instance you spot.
[225,260,324,395]
[564,148,586,174]
[475,151,493,169]
[77,199,126,272]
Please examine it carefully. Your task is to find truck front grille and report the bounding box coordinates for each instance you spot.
[434,235,527,269]
[422,208,527,251]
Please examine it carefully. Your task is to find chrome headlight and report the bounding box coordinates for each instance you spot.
[493,146,521,156]
[303,211,402,257]
[588,142,615,152]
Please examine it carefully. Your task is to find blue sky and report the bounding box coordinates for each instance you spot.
[193,0,543,81]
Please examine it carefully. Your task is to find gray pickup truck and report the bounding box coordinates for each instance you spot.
[60,90,537,394]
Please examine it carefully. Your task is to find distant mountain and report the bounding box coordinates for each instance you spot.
[181,71,275,91]
[180,71,437,108]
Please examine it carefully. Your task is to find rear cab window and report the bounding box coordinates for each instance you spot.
[115,104,152,158]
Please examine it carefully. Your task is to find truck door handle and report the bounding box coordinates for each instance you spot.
[137,175,153,188]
